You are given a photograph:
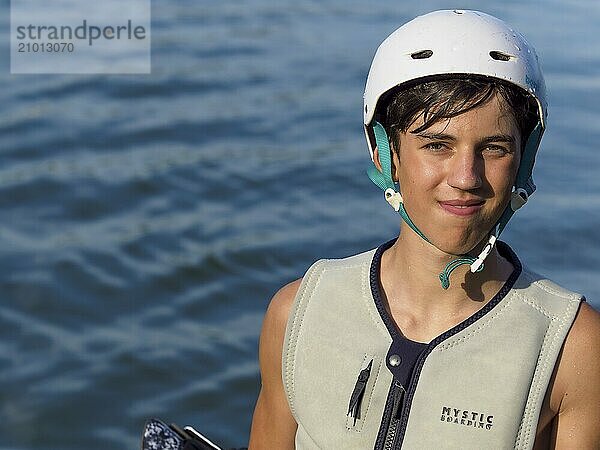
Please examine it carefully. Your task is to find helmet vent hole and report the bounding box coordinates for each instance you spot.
[490,51,513,61]
[410,50,433,60]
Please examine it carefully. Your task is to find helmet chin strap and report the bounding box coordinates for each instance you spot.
[367,121,533,289]
[367,122,430,242]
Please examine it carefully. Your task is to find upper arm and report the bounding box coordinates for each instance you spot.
[248,278,302,450]
[551,301,600,448]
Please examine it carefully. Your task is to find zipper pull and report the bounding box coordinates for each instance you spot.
[391,382,405,420]
[347,359,373,425]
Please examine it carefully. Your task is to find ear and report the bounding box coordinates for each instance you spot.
[373,146,383,172]
[373,145,400,182]
[390,145,401,183]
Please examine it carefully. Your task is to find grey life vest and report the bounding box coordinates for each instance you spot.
[282,239,583,449]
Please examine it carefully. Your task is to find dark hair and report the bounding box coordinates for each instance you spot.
[379,75,539,150]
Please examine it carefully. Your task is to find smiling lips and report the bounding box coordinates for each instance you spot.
[439,199,485,216]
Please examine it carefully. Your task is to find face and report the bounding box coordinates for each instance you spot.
[391,94,521,255]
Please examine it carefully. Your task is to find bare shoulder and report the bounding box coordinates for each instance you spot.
[557,302,600,382]
[551,301,600,448]
[248,278,302,450]
[567,301,600,344]
[257,277,303,395]
[261,278,302,340]
[255,278,302,378]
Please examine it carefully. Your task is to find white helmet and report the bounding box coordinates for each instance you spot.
[363,10,547,288]
[364,9,546,140]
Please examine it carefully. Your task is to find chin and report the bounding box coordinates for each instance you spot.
[432,234,489,258]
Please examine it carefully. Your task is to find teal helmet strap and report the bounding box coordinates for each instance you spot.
[367,121,395,189]
[514,122,542,197]
[439,257,483,289]
[493,121,543,238]
[367,122,430,242]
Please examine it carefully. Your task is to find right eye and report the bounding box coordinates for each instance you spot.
[423,142,448,152]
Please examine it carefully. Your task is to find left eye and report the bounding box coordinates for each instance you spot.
[483,145,510,156]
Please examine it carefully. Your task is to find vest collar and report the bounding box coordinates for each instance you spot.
[369,238,523,382]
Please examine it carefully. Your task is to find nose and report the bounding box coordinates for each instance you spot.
[446,151,483,191]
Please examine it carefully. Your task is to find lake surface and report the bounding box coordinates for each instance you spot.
[1,1,599,448]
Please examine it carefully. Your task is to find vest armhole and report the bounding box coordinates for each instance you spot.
[281,258,329,420]
[514,294,583,449]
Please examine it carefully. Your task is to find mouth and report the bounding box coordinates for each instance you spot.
[438,199,485,216]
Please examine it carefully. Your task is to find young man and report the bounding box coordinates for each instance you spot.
[249,10,600,449]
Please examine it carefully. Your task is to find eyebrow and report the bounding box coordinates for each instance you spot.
[414,131,455,141]
[480,134,516,144]
[414,131,516,144]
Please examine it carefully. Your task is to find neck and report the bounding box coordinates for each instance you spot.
[380,228,515,334]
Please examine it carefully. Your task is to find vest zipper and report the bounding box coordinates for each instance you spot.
[382,381,405,450]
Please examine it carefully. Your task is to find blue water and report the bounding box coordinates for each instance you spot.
[1,1,599,449]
